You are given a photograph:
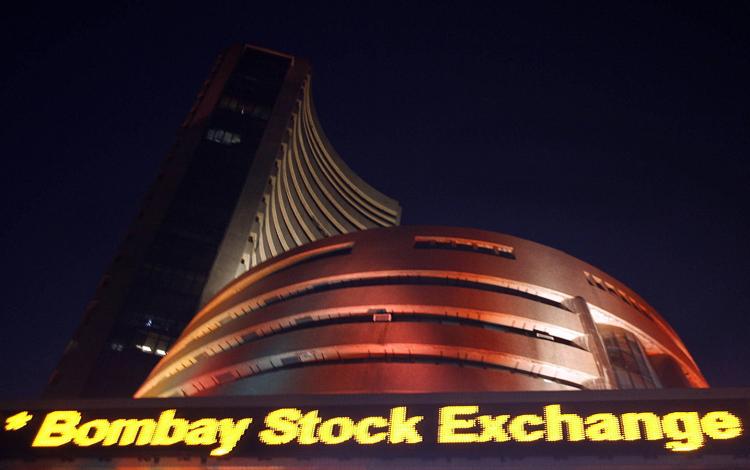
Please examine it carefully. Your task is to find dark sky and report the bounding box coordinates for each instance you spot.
[1,1,748,398]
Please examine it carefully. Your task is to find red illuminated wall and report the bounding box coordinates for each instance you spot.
[136,226,706,397]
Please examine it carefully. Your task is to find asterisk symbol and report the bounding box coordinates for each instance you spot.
[5,411,33,431]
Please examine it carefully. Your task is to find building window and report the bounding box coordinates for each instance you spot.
[218,95,271,120]
[600,325,659,389]
[134,331,172,357]
[206,128,242,145]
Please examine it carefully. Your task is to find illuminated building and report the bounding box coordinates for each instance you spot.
[136,226,706,398]
[44,44,401,399]
[5,43,746,469]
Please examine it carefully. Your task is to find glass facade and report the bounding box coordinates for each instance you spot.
[600,325,660,389]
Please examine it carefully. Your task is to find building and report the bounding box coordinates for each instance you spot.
[44,44,401,399]
[8,43,746,469]
[136,226,706,399]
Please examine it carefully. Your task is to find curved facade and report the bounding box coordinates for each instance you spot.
[245,76,401,269]
[136,226,707,398]
[198,47,401,305]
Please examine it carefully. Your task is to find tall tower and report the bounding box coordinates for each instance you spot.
[45,45,401,398]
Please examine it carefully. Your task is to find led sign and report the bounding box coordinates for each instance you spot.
[1,392,748,464]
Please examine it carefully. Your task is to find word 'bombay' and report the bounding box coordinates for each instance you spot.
[31,410,250,456]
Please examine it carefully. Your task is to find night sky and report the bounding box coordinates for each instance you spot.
[1,2,748,398]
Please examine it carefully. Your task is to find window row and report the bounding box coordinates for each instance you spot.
[414,235,516,260]
[206,128,241,145]
[133,330,173,357]
[218,95,271,120]
[584,271,655,321]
